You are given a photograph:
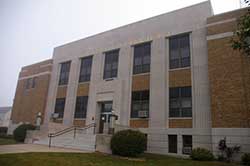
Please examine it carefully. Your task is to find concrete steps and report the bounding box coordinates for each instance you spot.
[33,132,96,152]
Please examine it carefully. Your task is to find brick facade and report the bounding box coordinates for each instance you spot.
[207,8,250,128]
[11,59,52,125]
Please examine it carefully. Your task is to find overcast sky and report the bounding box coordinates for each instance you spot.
[0,0,242,106]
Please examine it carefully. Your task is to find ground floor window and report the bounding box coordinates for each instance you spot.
[131,90,149,118]
[74,96,88,119]
[182,135,192,154]
[169,86,192,117]
[54,98,65,118]
[168,135,177,153]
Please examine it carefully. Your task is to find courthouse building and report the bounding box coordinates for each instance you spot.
[9,1,250,156]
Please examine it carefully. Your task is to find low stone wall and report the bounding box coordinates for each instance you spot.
[95,134,112,154]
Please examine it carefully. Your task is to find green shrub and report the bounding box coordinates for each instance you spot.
[242,153,250,166]
[110,129,147,157]
[190,148,214,161]
[13,124,36,142]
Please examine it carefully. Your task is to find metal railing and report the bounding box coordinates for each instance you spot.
[48,123,96,147]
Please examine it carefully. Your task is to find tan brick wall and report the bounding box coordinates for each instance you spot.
[169,119,192,128]
[130,119,149,128]
[207,7,249,24]
[56,86,67,98]
[208,37,250,128]
[132,74,150,91]
[11,60,52,125]
[77,83,89,96]
[73,120,86,127]
[207,21,237,36]
[169,69,191,87]
[19,59,52,77]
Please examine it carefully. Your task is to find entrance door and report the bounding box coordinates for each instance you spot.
[99,101,113,134]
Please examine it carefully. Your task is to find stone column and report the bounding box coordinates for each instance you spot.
[63,58,80,126]
[149,37,167,128]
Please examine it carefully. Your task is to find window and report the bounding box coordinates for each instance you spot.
[131,90,149,118]
[54,98,65,118]
[133,42,151,74]
[169,86,192,117]
[103,50,119,79]
[25,77,36,89]
[182,135,192,154]
[59,61,71,85]
[79,56,93,82]
[168,135,177,153]
[74,96,88,119]
[32,77,36,88]
[169,34,190,69]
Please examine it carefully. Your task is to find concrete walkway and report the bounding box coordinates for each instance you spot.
[0,144,90,154]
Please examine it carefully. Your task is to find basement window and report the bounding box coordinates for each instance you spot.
[182,135,192,155]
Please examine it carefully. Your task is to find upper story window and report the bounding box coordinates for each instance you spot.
[54,98,65,118]
[25,77,36,89]
[169,86,192,117]
[169,34,190,69]
[131,90,149,118]
[74,96,88,119]
[59,61,71,85]
[79,56,93,82]
[103,49,119,79]
[133,42,151,74]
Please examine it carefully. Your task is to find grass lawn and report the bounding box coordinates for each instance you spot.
[0,152,239,166]
[0,137,17,145]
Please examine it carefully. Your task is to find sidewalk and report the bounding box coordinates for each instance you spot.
[0,144,90,154]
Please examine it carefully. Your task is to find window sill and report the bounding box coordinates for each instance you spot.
[58,84,68,88]
[78,81,90,85]
[74,118,86,120]
[104,77,117,81]
[132,72,150,76]
[169,117,192,120]
[130,118,149,120]
[169,66,191,72]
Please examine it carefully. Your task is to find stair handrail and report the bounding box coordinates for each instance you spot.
[48,123,96,147]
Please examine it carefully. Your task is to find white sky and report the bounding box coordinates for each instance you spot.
[0,0,242,106]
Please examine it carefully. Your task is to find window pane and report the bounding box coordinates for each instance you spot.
[170,59,179,69]
[79,56,92,82]
[131,90,149,118]
[170,88,179,98]
[169,108,180,117]
[54,98,65,118]
[133,42,151,74]
[59,61,71,85]
[181,108,192,117]
[181,87,191,97]
[170,99,180,108]
[169,34,190,69]
[104,50,119,79]
[181,98,192,108]
[183,135,192,154]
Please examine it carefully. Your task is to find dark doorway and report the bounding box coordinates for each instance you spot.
[99,101,112,134]
[168,135,177,153]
